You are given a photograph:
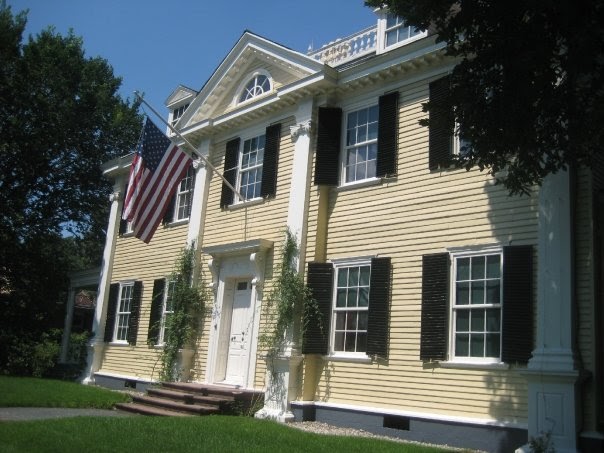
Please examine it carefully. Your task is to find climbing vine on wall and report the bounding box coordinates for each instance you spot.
[260,228,320,359]
[157,245,208,382]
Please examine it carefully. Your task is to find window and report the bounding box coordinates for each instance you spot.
[171,103,189,126]
[303,257,391,359]
[428,76,472,168]
[343,105,378,184]
[332,263,371,354]
[315,92,398,186]
[452,252,502,361]
[239,74,271,103]
[420,246,534,365]
[384,14,425,48]
[238,134,265,200]
[104,281,142,345]
[114,283,133,342]
[174,166,195,220]
[159,280,176,344]
[220,124,281,208]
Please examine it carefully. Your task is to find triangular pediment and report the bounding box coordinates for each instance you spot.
[176,31,327,131]
[165,85,197,109]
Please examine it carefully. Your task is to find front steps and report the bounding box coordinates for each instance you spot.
[116,382,264,417]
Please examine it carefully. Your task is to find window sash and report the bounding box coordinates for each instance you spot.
[331,264,371,354]
[159,281,176,344]
[114,283,133,342]
[175,166,194,220]
[239,75,271,103]
[451,253,502,360]
[237,134,265,200]
[343,105,378,184]
[171,103,189,126]
[385,14,424,47]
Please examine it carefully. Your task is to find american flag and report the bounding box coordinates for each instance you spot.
[122,119,192,243]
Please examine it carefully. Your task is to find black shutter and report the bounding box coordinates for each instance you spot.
[104,283,120,342]
[428,76,454,170]
[162,195,176,225]
[119,184,128,235]
[314,107,342,186]
[377,92,398,178]
[260,123,281,198]
[127,281,143,346]
[367,257,392,358]
[502,245,534,364]
[220,137,240,207]
[420,253,449,361]
[148,279,165,345]
[303,262,334,354]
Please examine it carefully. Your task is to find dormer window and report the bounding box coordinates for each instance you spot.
[385,14,424,47]
[238,73,271,103]
[171,103,189,126]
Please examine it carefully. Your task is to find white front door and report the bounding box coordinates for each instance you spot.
[224,280,252,385]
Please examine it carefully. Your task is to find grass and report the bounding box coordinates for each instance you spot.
[0,376,130,409]
[0,415,452,453]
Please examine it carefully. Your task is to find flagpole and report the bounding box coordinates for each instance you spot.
[134,91,245,202]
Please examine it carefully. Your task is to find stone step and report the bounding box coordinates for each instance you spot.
[147,387,230,407]
[131,395,220,415]
[115,402,190,417]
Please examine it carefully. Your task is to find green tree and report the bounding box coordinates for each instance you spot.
[366,0,604,194]
[0,6,142,349]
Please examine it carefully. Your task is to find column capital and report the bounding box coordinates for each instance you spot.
[289,120,312,142]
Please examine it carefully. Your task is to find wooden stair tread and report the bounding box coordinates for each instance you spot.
[132,395,220,414]
[115,402,190,417]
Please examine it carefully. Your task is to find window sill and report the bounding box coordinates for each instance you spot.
[108,341,131,347]
[227,197,264,210]
[165,218,189,228]
[325,354,372,364]
[336,178,381,192]
[439,360,509,371]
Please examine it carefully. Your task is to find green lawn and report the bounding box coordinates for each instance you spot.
[0,415,451,453]
[0,376,130,408]
[0,376,454,452]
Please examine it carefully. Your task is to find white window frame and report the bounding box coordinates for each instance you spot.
[453,122,471,157]
[159,280,176,345]
[235,132,266,203]
[113,282,134,343]
[340,102,379,186]
[329,257,373,359]
[383,13,427,50]
[173,165,195,221]
[235,70,273,105]
[449,247,503,365]
[170,103,189,127]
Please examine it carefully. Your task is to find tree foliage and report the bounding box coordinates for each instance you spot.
[366,0,604,194]
[0,7,142,341]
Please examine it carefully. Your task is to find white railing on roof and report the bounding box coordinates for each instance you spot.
[308,26,377,67]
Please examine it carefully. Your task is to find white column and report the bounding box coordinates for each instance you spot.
[256,99,314,422]
[81,178,124,384]
[187,139,211,247]
[520,169,581,453]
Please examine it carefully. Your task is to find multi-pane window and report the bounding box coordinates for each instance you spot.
[453,253,502,360]
[239,74,271,103]
[332,264,371,354]
[175,166,195,220]
[238,134,265,200]
[344,105,378,183]
[114,283,134,342]
[171,103,189,126]
[385,14,424,47]
[159,281,176,344]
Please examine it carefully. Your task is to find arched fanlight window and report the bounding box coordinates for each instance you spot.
[238,74,271,103]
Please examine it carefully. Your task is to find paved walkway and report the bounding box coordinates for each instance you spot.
[0,407,133,421]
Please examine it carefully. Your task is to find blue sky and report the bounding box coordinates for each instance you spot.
[9,0,376,117]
